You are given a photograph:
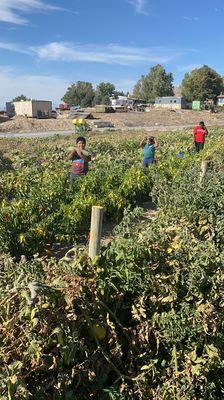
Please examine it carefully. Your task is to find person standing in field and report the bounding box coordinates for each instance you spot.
[193,121,208,152]
[140,136,158,167]
[68,136,91,182]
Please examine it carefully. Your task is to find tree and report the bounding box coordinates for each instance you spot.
[181,65,224,102]
[133,79,143,99]
[93,82,116,105]
[13,94,30,102]
[62,81,95,107]
[113,90,126,99]
[133,65,174,102]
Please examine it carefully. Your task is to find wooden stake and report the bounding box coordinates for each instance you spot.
[88,206,104,259]
[199,160,208,184]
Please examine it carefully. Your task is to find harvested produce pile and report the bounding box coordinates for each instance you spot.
[0,130,224,399]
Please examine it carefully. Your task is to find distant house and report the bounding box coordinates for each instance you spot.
[217,94,224,106]
[6,100,52,118]
[154,96,187,109]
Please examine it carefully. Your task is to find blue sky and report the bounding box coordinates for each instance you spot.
[0,0,223,107]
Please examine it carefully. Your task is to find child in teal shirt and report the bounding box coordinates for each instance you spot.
[140,136,158,167]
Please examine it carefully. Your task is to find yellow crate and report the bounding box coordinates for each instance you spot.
[72,118,87,125]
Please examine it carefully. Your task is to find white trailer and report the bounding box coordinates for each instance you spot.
[110,96,134,110]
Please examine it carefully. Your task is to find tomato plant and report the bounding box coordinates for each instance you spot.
[0,128,223,399]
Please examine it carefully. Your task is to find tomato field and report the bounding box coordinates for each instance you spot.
[0,129,224,399]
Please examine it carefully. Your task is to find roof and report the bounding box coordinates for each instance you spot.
[155,96,183,99]
[13,100,52,104]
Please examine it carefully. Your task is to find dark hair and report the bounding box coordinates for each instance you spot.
[76,136,86,144]
[149,136,155,144]
[199,121,205,126]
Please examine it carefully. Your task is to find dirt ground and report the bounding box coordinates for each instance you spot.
[1,109,224,133]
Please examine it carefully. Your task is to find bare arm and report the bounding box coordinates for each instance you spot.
[68,148,91,162]
[154,137,158,148]
[68,149,77,160]
[140,137,146,148]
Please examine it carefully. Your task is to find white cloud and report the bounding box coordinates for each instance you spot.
[182,16,199,21]
[32,41,182,65]
[214,7,224,12]
[0,0,62,24]
[0,39,193,67]
[0,41,31,54]
[0,67,69,107]
[126,0,148,15]
[0,40,184,65]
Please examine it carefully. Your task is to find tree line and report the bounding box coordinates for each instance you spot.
[133,64,224,103]
[11,84,125,108]
[62,82,125,108]
[13,64,224,107]
[62,64,224,106]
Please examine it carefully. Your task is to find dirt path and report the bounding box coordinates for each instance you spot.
[1,109,224,136]
[0,122,221,140]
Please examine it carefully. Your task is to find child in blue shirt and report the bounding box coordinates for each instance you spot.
[140,136,158,167]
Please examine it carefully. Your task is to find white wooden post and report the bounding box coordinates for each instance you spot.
[88,206,104,259]
[199,160,208,184]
